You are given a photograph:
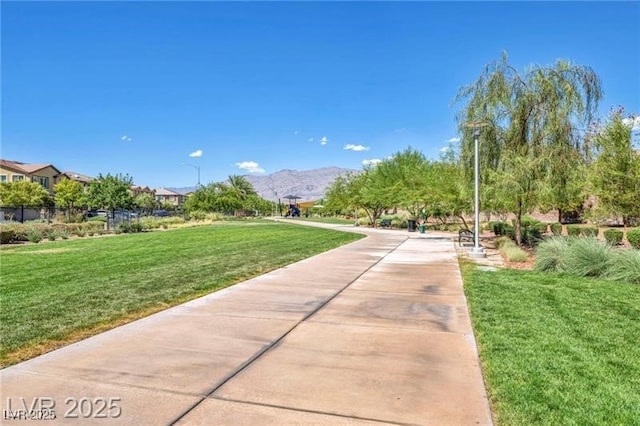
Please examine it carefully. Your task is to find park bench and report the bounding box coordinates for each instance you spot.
[380,219,392,228]
[458,228,475,246]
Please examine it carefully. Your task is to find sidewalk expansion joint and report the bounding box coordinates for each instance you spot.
[167,235,409,426]
[208,395,421,426]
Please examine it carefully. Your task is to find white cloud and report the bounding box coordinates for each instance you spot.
[343,144,370,152]
[189,149,203,158]
[439,146,451,153]
[293,130,299,135]
[236,161,265,174]
[320,136,328,145]
[308,137,315,142]
[447,137,461,143]
[362,158,382,167]
[121,135,132,141]
[622,116,640,132]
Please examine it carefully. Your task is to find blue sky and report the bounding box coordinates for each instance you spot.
[2,1,639,188]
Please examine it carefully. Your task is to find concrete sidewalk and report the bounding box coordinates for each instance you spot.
[1,223,492,425]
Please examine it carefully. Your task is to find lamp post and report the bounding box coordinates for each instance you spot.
[469,124,486,258]
[182,163,200,188]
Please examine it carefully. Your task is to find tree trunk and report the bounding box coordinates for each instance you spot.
[514,198,523,246]
[558,208,563,224]
[21,205,24,223]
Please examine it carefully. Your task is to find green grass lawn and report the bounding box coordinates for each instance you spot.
[294,216,356,225]
[0,221,362,366]
[463,264,640,425]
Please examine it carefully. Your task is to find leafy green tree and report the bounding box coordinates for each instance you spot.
[455,52,602,244]
[85,174,134,223]
[134,192,157,213]
[0,180,52,222]
[588,110,640,225]
[54,178,84,219]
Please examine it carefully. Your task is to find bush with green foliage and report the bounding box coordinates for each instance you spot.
[550,222,562,236]
[581,226,599,237]
[490,221,509,236]
[116,222,144,234]
[26,227,43,243]
[205,212,225,222]
[46,230,58,241]
[565,237,613,277]
[627,229,640,249]
[534,237,569,273]
[603,229,624,245]
[189,210,207,221]
[606,249,640,285]
[567,224,582,237]
[494,236,512,249]
[1,229,15,244]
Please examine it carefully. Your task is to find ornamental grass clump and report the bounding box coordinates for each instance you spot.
[498,239,528,262]
[564,237,613,277]
[534,237,569,273]
[606,249,640,285]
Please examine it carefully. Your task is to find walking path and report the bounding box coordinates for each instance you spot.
[1,222,492,425]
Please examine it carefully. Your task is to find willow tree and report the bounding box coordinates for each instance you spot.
[455,52,602,244]
[588,110,640,226]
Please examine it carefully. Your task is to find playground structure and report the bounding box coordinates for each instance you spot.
[278,195,321,218]
[282,195,301,217]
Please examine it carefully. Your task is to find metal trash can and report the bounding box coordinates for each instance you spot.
[419,223,426,234]
[407,219,417,232]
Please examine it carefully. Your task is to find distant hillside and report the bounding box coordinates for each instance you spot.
[169,166,356,201]
[245,167,356,201]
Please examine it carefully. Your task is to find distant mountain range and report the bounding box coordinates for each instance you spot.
[169,166,356,201]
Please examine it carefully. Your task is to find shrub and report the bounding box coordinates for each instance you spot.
[116,222,143,234]
[75,229,86,237]
[1,229,15,244]
[46,230,58,241]
[205,212,225,222]
[357,217,371,227]
[606,249,640,285]
[3,223,28,241]
[26,227,43,243]
[566,224,581,237]
[581,226,599,238]
[59,231,69,240]
[494,236,512,249]
[534,237,569,273]
[500,242,528,262]
[550,223,562,236]
[564,237,613,277]
[627,229,640,250]
[491,221,509,236]
[189,210,207,222]
[603,229,624,246]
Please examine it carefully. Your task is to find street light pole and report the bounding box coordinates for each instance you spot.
[182,163,200,188]
[470,125,485,258]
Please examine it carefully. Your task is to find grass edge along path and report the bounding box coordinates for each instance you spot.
[0,222,363,367]
[461,261,640,426]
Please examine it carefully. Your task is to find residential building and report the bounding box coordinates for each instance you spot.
[55,171,93,186]
[154,188,184,206]
[131,185,156,197]
[0,159,60,194]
